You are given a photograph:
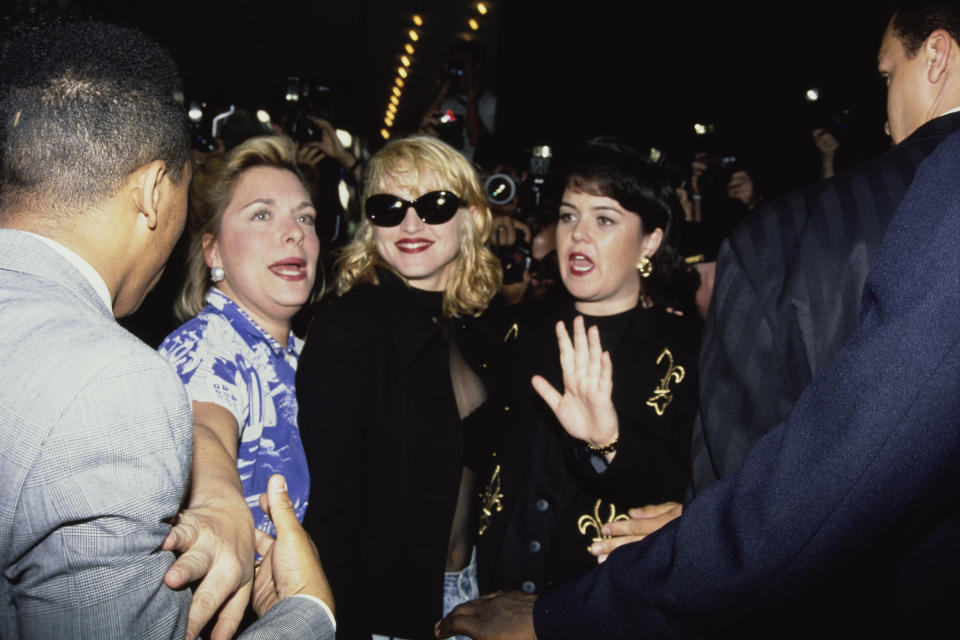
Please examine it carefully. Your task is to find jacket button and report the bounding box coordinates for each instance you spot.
[535,498,549,512]
[521,580,536,593]
[528,540,541,553]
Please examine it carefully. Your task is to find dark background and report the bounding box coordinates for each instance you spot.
[10,0,895,191]
[5,0,898,342]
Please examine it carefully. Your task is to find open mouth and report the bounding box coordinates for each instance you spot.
[269,258,307,280]
[567,252,595,275]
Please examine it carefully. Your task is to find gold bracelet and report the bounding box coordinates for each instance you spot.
[585,433,619,455]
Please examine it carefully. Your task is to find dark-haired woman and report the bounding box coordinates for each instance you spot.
[475,138,701,595]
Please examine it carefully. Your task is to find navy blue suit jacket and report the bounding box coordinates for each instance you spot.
[533,130,960,636]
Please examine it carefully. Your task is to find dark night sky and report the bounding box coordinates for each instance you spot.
[6,0,897,342]
[55,0,894,192]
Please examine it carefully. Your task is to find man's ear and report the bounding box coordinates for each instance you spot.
[925,29,953,84]
[130,160,168,231]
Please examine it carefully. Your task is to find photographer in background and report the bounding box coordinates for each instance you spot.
[420,39,496,161]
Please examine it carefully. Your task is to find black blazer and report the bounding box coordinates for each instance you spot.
[533,126,960,639]
[475,297,700,595]
[296,272,508,640]
[691,111,960,493]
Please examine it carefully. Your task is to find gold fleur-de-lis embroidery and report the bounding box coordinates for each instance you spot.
[577,499,629,550]
[645,347,685,416]
[477,464,504,536]
[503,322,519,343]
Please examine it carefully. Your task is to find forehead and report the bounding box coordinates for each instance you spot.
[377,164,451,198]
[877,21,904,66]
[561,187,628,212]
[229,166,310,204]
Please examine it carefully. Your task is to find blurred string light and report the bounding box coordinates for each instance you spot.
[382,15,425,136]
[805,87,820,102]
[468,18,479,30]
[256,109,271,124]
[477,3,488,15]
[693,123,707,135]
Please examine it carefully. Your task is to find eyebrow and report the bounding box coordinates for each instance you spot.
[242,198,315,210]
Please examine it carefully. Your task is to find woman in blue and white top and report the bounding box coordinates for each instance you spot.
[159,135,321,538]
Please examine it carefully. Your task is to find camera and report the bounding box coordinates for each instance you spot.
[484,173,517,207]
[491,236,532,285]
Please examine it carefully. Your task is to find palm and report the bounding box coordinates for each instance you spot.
[532,316,619,446]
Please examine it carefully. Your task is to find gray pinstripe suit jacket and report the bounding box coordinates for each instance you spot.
[0,230,333,639]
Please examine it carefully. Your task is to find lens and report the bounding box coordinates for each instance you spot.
[365,194,407,227]
[365,191,461,227]
[418,191,460,224]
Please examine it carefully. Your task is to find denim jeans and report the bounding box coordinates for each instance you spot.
[441,547,478,640]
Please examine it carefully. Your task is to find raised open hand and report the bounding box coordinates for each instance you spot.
[531,316,619,455]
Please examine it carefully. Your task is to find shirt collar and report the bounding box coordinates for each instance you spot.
[26,232,113,312]
[205,288,297,358]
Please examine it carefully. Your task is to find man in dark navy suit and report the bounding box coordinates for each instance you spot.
[436,2,960,637]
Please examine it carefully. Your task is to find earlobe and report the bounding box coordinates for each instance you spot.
[202,233,220,269]
[926,30,951,83]
[133,160,166,231]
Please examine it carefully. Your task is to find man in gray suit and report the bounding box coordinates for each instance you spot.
[0,19,334,639]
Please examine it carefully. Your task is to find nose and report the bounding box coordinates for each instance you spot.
[399,206,425,232]
[571,217,588,243]
[282,214,305,244]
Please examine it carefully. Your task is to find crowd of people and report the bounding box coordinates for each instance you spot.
[2,2,960,640]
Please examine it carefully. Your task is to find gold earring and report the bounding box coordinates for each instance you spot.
[636,256,653,278]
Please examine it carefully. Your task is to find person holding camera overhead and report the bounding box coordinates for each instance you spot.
[419,40,496,161]
[296,136,510,639]
[472,138,701,598]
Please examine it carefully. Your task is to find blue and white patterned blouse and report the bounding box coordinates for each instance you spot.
[158,288,309,535]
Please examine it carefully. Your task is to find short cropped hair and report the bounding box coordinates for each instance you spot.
[563,137,686,304]
[175,135,320,320]
[0,20,190,217]
[336,135,501,318]
[892,2,960,57]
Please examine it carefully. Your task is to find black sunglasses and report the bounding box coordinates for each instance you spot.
[365,190,462,227]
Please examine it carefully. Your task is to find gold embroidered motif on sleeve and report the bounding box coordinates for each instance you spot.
[577,499,630,550]
[477,464,504,536]
[503,322,519,342]
[645,347,685,416]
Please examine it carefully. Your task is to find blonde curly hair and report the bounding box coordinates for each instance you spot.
[336,135,501,318]
[174,135,321,320]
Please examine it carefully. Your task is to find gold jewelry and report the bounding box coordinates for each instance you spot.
[636,256,653,278]
[586,433,619,455]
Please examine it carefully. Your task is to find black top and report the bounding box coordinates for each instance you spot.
[475,295,701,594]
[296,270,509,639]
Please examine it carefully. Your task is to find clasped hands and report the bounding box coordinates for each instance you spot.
[163,474,332,640]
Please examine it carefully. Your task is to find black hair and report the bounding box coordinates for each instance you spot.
[891,1,960,57]
[0,19,190,216]
[563,137,688,308]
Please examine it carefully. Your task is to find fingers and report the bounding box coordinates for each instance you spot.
[590,534,645,560]
[163,527,207,589]
[555,320,575,384]
[182,553,245,640]
[531,374,562,411]
[254,527,275,559]
[572,316,589,381]
[208,581,252,640]
[630,501,682,519]
[264,474,299,536]
[586,323,603,387]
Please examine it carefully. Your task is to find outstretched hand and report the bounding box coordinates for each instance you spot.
[162,496,255,640]
[590,501,683,562]
[531,316,619,454]
[435,591,537,640]
[252,474,334,618]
